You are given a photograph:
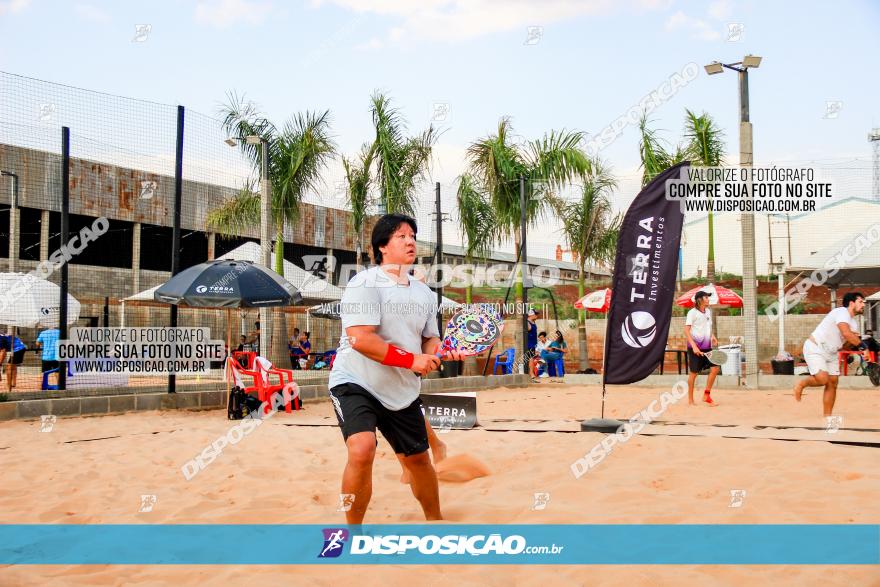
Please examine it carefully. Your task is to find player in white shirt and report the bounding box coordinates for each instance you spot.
[794,292,868,416]
[329,214,464,524]
[684,290,720,406]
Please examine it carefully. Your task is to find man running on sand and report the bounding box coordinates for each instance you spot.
[794,292,868,416]
[329,213,463,524]
[685,290,720,406]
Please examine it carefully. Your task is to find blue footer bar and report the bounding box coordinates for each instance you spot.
[1,525,877,565]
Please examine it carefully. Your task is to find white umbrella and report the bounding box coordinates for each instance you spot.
[0,272,81,328]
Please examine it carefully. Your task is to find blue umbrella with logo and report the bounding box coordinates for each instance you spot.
[154,260,301,308]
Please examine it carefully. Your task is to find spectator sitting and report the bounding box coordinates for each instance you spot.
[534,331,550,379]
[540,330,568,378]
[289,331,311,369]
[288,328,301,369]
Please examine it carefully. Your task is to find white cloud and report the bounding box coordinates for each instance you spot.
[0,0,30,16]
[707,0,733,20]
[312,0,657,42]
[75,3,111,24]
[195,0,272,29]
[665,10,720,41]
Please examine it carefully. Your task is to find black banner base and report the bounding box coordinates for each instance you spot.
[580,418,625,433]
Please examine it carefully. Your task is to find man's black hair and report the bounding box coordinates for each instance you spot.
[538,331,547,337]
[842,292,864,307]
[371,214,418,264]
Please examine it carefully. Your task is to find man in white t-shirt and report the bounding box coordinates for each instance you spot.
[685,290,720,406]
[794,292,868,416]
[328,214,463,524]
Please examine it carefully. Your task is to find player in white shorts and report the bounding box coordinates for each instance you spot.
[794,292,868,415]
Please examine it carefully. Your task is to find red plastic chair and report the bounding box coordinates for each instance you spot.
[226,357,301,414]
[232,350,256,370]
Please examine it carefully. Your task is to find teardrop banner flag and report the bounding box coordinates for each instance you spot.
[603,162,688,385]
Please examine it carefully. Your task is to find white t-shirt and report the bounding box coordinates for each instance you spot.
[685,307,713,351]
[328,266,440,411]
[811,306,858,353]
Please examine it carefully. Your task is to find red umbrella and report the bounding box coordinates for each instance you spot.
[574,288,612,313]
[676,283,743,308]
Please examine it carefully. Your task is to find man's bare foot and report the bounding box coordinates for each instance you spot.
[688,401,696,406]
[703,393,718,407]
[793,381,804,402]
[432,439,448,463]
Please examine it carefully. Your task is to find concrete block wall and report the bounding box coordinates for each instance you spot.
[0,373,530,421]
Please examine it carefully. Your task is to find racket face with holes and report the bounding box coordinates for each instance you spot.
[706,349,728,366]
[441,305,503,356]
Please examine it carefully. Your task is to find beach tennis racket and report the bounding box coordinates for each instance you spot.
[436,305,504,357]
[705,348,728,366]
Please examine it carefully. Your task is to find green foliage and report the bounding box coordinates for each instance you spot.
[209,93,336,273]
[370,92,437,216]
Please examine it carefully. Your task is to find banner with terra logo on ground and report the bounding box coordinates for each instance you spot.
[603,162,687,385]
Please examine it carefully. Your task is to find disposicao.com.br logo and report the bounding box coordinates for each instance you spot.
[317,529,563,558]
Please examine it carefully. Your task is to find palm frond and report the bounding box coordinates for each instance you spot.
[456,174,497,261]
[205,187,260,237]
[683,109,725,167]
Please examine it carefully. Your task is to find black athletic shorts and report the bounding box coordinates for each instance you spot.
[687,348,715,373]
[329,382,429,456]
[7,349,25,365]
[42,359,59,372]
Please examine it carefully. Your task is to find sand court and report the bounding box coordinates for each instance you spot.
[0,383,878,585]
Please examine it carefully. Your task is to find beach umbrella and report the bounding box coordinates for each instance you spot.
[675,283,743,308]
[154,260,302,308]
[574,288,612,313]
[0,272,81,328]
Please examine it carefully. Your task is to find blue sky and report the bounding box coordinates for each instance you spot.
[1,0,878,254]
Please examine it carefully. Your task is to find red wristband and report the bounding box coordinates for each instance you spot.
[381,344,415,369]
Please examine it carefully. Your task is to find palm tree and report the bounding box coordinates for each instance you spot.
[683,109,725,282]
[465,117,591,301]
[638,111,725,281]
[208,94,336,275]
[341,144,373,269]
[455,174,498,303]
[339,92,437,268]
[207,93,336,367]
[369,92,437,216]
[637,114,685,187]
[551,157,621,371]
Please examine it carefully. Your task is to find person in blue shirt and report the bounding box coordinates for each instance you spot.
[0,333,27,391]
[289,331,312,369]
[526,309,540,379]
[36,328,60,374]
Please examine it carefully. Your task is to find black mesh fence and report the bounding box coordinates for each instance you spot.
[4,70,873,398]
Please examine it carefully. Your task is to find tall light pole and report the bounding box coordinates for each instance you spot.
[227,135,272,356]
[705,54,762,388]
[769,257,785,357]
